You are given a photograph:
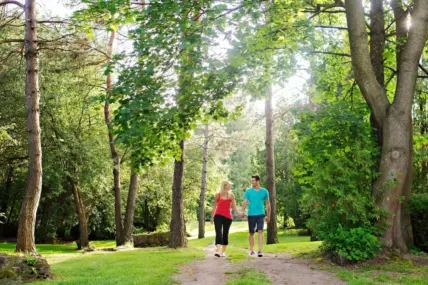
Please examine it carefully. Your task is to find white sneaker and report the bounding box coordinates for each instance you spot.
[249,251,256,257]
[221,253,227,257]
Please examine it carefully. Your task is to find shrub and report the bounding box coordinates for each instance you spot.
[409,193,428,252]
[322,225,381,262]
[292,102,383,262]
[408,193,428,214]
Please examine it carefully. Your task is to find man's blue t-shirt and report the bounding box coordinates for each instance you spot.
[243,187,269,216]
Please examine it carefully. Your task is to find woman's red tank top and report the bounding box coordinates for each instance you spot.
[215,193,232,219]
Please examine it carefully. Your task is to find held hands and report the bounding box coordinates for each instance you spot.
[210,217,214,224]
[239,211,246,218]
[265,216,270,224]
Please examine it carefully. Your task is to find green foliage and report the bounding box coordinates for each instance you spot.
[408,193,428,213]
[322,225,381,262]
[76,0,242,170]
[24,254,37,266]
[292,102,382,261]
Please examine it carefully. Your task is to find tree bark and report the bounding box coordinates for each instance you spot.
[16,0,42,255]
[198,124,209,239]
[169,140,187,248]
[345,0,428,252]
[69,177,89,249]
[369,0,385,87]
[103,30,124,246]
[123,171,139,244]
[265,87,278,244]
[369,0,385,147]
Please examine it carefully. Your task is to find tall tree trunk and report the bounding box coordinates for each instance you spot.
[265,87,278,244]
[69,178,89,249]
[123,171,139,244]
[103,30,124,246]
[198,124,209,239]
[345,0,428,252]
[369,0,385,148]
[16,0,42,255]
[169,140,187,248]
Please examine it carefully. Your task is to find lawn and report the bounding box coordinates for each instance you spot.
[0,243,204,284]
[1,224,426,285]
[0,225,318,284]
[334,257,428,285]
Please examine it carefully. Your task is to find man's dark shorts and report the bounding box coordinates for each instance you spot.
[248,215,265,234]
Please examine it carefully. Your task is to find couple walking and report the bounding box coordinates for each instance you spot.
[210,175,271,258]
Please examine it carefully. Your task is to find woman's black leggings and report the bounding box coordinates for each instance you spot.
[214,214,232,245]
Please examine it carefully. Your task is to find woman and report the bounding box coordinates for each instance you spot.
[210,181,243,257]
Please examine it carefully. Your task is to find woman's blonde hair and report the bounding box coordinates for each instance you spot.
[219,180,231,196]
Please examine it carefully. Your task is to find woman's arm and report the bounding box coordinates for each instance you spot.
[231,194,244,217]
[210,194,218,224]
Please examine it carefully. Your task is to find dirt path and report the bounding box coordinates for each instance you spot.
[174,245,346,285]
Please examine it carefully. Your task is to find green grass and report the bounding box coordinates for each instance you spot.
[225,268,271,285]
[0,240,116,255]
[2,225,425,285]
[30,247,204,285]
[336,268,428,285]
[0,242,77,255]
[0,241,204,284]
[334,257,428,285]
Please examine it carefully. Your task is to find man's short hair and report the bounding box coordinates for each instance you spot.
[252,175,260,181]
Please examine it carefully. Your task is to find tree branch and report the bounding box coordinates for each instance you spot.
[305,0,345,19]
[214,4,245,19]
[0,39,24,44]
[308,50,351,57]
[393,0,428,109]
[313,25,347,30]
[37,20,70,24]
[345,0,389,125]
[0,0,24,8]
[390,0,408,63]
[418,64,428,77]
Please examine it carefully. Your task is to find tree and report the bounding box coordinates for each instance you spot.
[0,0,43,254]
[103,30,124,246]
[265,87,278,244]
[198,124,209,239]
[169,140,187,248]
[344,0,428,252]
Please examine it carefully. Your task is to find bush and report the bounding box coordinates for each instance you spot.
[292,102,383,262]
[409,193,428,214]
[322,225,381,262]
[409,193,428,252]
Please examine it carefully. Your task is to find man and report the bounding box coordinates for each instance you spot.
[241,175,271,257]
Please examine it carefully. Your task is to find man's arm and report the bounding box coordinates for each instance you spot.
[231,194,244,217]
[241,199,248,215]
[265,199,271,223]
